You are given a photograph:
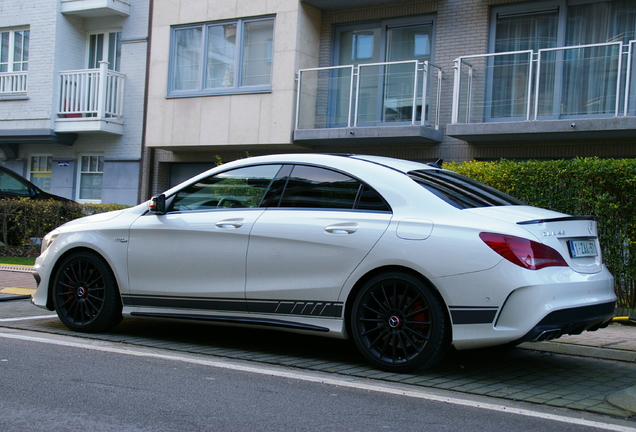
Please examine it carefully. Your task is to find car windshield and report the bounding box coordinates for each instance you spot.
[408,170,524,209]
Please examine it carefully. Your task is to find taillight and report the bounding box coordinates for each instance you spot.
[479,232,568,270]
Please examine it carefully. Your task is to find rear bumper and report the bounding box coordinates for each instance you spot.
[512,301,615,344]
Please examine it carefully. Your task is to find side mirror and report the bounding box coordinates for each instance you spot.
[148,194,166,215]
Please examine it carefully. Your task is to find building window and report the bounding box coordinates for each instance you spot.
[169,17,274,97]
[0,28,29,73]
[88,31,122,71]
[332,16,435,126]
[78,155,104,202]
[29,155,53,192]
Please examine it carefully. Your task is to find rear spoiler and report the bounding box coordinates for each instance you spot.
[517,216,596,226]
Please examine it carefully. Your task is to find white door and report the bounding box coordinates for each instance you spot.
[126,164,282,310]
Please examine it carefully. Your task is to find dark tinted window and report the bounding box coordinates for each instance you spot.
[356,185,390,211]
[170,165,281,211]
[409,169,524,209]
[280,165,360,209]
[260,165,390,211]
[0,169,30,197]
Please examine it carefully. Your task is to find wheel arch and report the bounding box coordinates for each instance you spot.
[343,265,452,342]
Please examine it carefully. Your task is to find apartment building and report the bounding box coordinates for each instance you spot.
[0,0,148,205]
[143,0,636,196]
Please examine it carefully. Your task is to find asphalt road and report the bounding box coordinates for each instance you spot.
[2,330,633,432]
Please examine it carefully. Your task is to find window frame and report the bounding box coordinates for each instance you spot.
[168,16,275,98]
[168,164,283,213]
[76,155,104,203]
[0,27,29,73]
[87,30,122,71]
[29,155,53,192]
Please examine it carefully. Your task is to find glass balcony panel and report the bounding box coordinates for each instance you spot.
[297,67,353,129]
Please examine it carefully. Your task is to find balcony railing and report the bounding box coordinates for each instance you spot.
[56,61,125,134]
[296,60,442,131]
[452,41,636,124]
[0,71,27,95]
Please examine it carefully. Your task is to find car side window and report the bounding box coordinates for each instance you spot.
[275,165,390,211]
[170,164,281,212]
[0,170,30,196]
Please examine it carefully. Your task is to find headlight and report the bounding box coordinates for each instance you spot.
[41,230,60,254]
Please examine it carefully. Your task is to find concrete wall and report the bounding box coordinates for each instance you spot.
[146,0,322,150]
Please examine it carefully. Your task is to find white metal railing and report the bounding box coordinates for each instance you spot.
[452,41,636,124]
[296,60,442,131]
[58,61,125,119]
[0,71,28,94]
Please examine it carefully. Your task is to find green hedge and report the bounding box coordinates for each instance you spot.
[446,157,636,310]
[0,199,128,253]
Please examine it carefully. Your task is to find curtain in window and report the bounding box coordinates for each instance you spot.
[563,1,636,116]
[173,27,202,91]
[492,10,558,119]
[206,24,236,88]
[241,20,273,86]
[0,32,8,72]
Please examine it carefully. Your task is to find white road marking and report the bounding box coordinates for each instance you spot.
[0,315,56,322]
[0,330,634,432]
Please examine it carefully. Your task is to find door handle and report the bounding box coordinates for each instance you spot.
[215,218,245,229]
[325,223,358,234]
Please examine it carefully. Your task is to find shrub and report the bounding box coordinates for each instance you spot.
[0,199,129,254]
[446,157,636,310]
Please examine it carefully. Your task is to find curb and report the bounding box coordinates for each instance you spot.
[518,341,636,363]
[0,264,34,273]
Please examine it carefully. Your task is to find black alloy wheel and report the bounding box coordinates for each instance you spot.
[351,272,448,372]
[52,251,122,333]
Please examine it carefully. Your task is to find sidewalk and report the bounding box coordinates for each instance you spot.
[1,266,635,414]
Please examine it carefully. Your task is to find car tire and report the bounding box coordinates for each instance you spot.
[52,251,122,333]
[351,272,449,372]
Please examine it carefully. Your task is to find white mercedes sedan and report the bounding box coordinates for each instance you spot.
[32,154,616,372]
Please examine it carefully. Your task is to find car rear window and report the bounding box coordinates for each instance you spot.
[408,170,524,209]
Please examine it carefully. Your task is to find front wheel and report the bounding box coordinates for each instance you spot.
[52,251,122,333]
[351,272,449,372]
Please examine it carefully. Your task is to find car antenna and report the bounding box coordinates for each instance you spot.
[427,159,444,169]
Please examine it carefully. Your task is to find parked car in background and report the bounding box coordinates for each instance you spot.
[31,154,616,372]
[0,166,71,202]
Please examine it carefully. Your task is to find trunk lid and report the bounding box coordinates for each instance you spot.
[466,206,603,274]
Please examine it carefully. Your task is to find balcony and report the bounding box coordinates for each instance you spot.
[301,0,403,11]
[0,71,27,99]
[60,0,130,18]
[55,62,125,135]
[448,41,636,142]
[294,60,443,146]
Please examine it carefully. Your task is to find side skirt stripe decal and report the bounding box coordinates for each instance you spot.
[122,295,344,318]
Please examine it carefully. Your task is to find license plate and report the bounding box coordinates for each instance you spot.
[568,240,598,258]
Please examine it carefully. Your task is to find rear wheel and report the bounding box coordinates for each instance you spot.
[351,272,448,372]
[52,251,122,333]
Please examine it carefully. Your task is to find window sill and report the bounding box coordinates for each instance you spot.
[166,86,272,99]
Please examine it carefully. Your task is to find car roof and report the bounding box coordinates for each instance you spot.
[161,153,438,198]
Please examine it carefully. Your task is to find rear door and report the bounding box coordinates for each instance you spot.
[245,165,392,316]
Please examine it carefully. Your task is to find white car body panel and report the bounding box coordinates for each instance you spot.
[127,208,264,299]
